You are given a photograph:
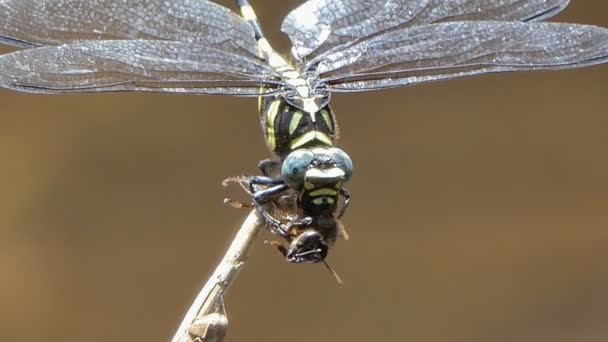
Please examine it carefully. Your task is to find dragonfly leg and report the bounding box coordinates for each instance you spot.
[251,183,288,204]
[251,199,289,237]
[223,198,253,209]
[264,240,289,258]
[337,188,351,219]
[247,175,284,187]
[244,182,289,237]
[258,158,282,178]
[225,174,282,196]
[287,215,313,228]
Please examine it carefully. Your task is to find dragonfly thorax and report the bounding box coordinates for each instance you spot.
[282,75,330,114]
[260,94,336,159]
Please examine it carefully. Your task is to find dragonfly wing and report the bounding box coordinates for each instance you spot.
[312,21,608,91]
[0,0,259,56]
[0,40,281,95]
[282,0,570,60]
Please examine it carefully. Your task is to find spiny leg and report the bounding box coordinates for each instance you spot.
[247,175,284,188]
[222,176,259,209]
[223,198,254,209]
[251,182,288,204]
[258,158,281,178]
[248,182,291,238]
[223,175,289,235]
[251,200,289,238]
[289,216,314,228]
[264,240,288,258]
[224,174,283,197]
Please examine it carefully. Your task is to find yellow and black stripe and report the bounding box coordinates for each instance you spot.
[259,97,337,158]
[236,0,265,41]
[237,0,299,78]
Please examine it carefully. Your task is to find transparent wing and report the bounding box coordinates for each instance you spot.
[282,0,570,60]
[0,40,281,95]
[0,0,259,56]
[315,21,608,92]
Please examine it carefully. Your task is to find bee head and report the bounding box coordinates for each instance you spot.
[286,230,328,263]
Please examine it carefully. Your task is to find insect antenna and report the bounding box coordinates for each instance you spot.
[322,260,343,286]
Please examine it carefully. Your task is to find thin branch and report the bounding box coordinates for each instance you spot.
[171,210,263,342]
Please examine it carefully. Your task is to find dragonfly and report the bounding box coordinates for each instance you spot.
[1,0,608,264]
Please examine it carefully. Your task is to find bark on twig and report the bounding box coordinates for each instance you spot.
[171,210,263,342]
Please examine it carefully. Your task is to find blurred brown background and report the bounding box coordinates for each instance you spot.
[1,1,607,342]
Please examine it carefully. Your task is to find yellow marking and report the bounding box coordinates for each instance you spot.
[312,198,324,205]
[321,109,333,131]
[267,99,280,126]
[304,182,315,190]
[289,111,304,135]
[327,197,335,205]
[286,77,306,89]
[305,167,346,180]
[257,87,265,113]
[266,132,276,151]
[240,5,257,21]
[256,38,299,79]
[265,99,281,151]
[266,51,293,73]
[282,70,300,79]
[257,38,272,54]
[290,131,333,150]
[334,181,342,189]
[309,188,338,197]
[302,97,319,114]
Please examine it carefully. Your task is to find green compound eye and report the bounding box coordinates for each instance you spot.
[327,148,353,182]
[282,149,315,189]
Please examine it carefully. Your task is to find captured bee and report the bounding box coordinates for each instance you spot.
[224,157,349,283]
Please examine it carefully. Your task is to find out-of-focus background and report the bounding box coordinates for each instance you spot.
[1,1,607,342]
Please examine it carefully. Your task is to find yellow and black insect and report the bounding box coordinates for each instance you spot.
[1,0,608,264]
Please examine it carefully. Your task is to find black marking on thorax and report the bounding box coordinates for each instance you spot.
[260,97,337,159]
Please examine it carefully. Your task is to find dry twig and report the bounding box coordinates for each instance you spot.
[171,210,262,342]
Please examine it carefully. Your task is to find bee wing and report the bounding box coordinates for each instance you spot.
[0,40,281,95]
[312,21,608,92]
[0,0,259,56]
[281,0,570,61]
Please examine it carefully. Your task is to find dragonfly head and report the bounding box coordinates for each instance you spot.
[282,147,352,189]
[282,147,352,214]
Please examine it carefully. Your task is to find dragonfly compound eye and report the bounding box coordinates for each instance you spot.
[282,149,315,189]
[327,148,353,182]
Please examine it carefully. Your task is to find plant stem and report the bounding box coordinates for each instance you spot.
[171,210,262,342]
